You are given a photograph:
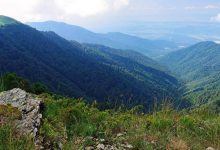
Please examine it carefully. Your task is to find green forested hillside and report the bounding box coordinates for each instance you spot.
[0,16,19,26]
[160,41,220,105]
[0,16,219,150]
[83,44,168,73]
[0,16,180,109]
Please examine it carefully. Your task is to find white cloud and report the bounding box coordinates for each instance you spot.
[211,13,220,22]
[185,4,219,10]
[204,5,218,9]
[0,0,130,22]
[54,0,108,17]
[113,0,129,10]
[0,0,39,21]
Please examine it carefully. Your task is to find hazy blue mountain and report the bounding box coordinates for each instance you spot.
[160,41,220,105]
[0,16,181,109]
[28,21,179,58]
[122,22,219,46]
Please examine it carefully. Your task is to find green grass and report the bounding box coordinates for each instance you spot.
[0,124,34,150]
[0,105,22,119]
[37,94,220,149]
[0,75,4,92]
[0,92,219,149]
[0,105,34,150]
[184,88,220,106]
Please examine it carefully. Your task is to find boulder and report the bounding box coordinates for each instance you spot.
[0,88,43,146]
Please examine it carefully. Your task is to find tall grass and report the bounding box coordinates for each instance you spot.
[0,91,219,149]
[37,94,220,149]
[0,105,35,150]
[0,124,34,150]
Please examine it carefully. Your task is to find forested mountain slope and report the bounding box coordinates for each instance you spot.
[160,41,220,104]
[0,16,180,109]
[83,44,168,73]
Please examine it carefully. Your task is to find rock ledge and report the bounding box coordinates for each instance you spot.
[0,88,43,145]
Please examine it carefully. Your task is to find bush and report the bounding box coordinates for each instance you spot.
[0,73,32,92]
[0,73,49,94]
[32,82,48,95]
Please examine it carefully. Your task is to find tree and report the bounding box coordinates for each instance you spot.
[32,82,48,95]
[0,73,32,92]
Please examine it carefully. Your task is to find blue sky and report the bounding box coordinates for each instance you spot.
[0,0,220,30]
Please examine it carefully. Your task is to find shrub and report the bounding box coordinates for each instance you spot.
[32,82,49,95]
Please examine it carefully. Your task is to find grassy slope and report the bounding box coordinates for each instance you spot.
[2,94,218,150]
[0,105,34,150]
[0,91,219,149]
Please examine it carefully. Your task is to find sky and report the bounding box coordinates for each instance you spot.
[1,0,220,31]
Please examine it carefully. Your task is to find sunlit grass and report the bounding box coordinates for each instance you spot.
[38,94,220,149]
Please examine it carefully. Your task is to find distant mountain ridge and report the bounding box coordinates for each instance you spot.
[160,41,219,80]
[28,21,179,58]
[0,16,181,109]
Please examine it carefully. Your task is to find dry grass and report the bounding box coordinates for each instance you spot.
[167,138,189,150]
[0,104,22,120]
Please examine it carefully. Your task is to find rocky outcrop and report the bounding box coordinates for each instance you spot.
[0,88,43,145]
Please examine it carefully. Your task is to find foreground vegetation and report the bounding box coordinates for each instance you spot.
[0,73,48,94]
[0,73,220,149]
[0,92,219,149]
[0,105,35,150]
[40,95,220,149]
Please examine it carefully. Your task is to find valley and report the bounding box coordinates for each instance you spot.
[0,14,220,150]
[0,16,182,110]
[160,41,220,105]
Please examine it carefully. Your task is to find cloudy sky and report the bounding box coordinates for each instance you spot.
[1,0,220,31]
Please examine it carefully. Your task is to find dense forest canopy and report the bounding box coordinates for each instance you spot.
[0,16,182,110]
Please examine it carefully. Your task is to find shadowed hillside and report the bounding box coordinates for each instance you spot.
[0,16,181,109]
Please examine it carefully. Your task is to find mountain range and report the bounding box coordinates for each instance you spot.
[28,21,179,58]
[160,41,220,105]
[2,15,220,109]
[0,16,181,109]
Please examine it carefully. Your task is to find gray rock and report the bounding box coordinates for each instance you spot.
[121,143,133,149]
[85,146,95,150]
[104,145,115,150]
[100,139,105,142]
[206,147,216,150]
[116,133,124,137]
[0,88,43,146]
[33,128,38,137]
[58,142,63,149]
[97,144,105,149]
[126,144,133,149]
